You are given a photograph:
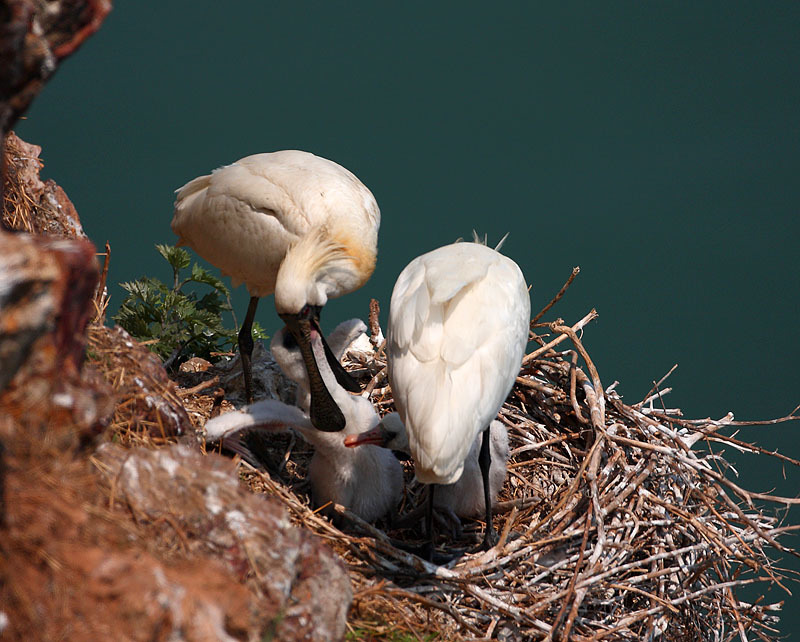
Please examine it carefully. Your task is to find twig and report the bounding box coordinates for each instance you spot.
[176,375,220,397]
[531,266,580,326]
[369,298,382,348]
[523,309,598,365]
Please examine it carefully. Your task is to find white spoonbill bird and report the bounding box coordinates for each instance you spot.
[345,414,510,535]
[172,150,380,431]
[205,321,403,523]
[385,240,529,551]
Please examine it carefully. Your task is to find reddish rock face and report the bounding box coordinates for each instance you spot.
[0,234,351,641]
[1,128,102,406]
[2,133,87,237]
[0,233,111,448]
[0,127,115,442]
[0,127,352,641]
[95,443,353,641]
[0,4,354,633]
[0,232,62,392]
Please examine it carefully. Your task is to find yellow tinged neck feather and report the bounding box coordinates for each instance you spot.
[331,230,376,290]
[275,226,376,312]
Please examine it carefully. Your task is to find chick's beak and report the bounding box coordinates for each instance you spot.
[344,425,389,448]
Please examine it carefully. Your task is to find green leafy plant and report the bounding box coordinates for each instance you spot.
[113,244,267,369]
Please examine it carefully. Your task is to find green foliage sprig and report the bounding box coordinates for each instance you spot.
[113,244,267,369]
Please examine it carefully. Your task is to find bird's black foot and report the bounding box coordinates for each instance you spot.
[394,540,455,566]
[479,525,498,552]
[419,542,456,566]
[433,507,464,539]
[429,549,457,565]
[419,541,433,561]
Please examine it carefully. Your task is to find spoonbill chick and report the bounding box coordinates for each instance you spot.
[386,240,529,551]
[172,150,380,431]
[205,325,402,523]
[346,414,510,536]
[271,318,367,414]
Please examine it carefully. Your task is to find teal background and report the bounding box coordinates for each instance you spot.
[17,2,800,633]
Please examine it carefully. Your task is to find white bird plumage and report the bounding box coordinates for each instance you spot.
[385,240,530,550]
[388,241,529,484]
[172,150,380,430]
[172,150,379,303]
[204,320,402,523]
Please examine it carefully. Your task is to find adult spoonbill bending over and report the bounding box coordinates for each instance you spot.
[385,240,529,552]
[346,414,510,536]
[204,320,403,523]
[172,150,380,431]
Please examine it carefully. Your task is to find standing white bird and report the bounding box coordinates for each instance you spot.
[384,240,530,551]
[172,150,380,431]
[204,321,403,523]
[345,414,510,535]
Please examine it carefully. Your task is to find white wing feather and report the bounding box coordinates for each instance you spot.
[388,242,529,484]
[204,399,311,442]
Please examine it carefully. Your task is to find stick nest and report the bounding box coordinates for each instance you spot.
[101,275,800,641]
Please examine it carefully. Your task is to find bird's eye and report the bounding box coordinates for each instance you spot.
[300,304,311,317]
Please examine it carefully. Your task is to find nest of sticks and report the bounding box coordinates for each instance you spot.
[215,275,798,642]
[99,272,800,641]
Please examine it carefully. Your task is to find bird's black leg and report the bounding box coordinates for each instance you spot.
[479,426,498,550]
[421,484,436,561]
[238,296,259,404]
[393,485,454,564]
